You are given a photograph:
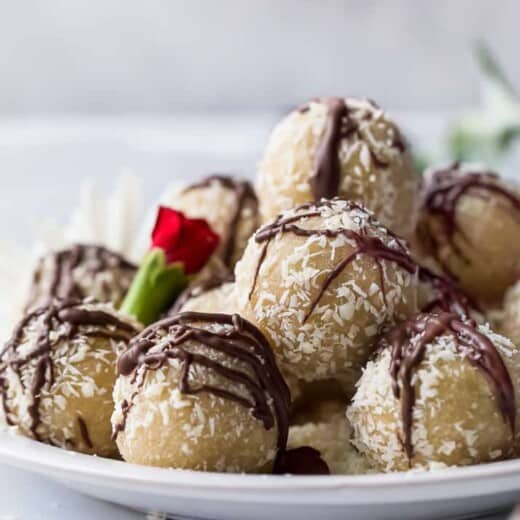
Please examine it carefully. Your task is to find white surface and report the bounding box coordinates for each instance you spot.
[0,431,516,520]
[1,0,520,112]
[0,466,142,520]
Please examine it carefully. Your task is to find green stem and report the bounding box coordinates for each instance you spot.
[475,40,516,97]
[121,249,189,326]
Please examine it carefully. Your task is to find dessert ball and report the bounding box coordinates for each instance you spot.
[0,299,140,456]
[236,198,419,383]
[347,313,520,472]
[25,244,136,312]
[417,266,483,322]
[169,175,259,268]
[168,273,237,315]
[289,401,373,475]
[257,97,418,238]
[112,312,290,472]
[416,163,520,303]
[499,280,520,347]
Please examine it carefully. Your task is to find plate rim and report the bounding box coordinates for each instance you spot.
[2,429,520,494]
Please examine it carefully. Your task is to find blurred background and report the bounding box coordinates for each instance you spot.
[0,0,519,112]
[1,0,520,243]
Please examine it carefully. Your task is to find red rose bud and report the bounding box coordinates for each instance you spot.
[151,206,220,274]
[121,207,220,325]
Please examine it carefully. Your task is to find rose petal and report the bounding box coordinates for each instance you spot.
[151,206,183,253]
[150,206,220,274]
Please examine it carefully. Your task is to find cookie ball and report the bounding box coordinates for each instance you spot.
[25,244,136,312]
[257,97,418,238]
[236,199,419,383]
[112,312,290,472]
[0,300,140,456]
[499,281,520,347]
[416,163,520,303]
[288,400,373,475]
[168,273,237,315]
[417,266,483,322]
[169,175,259,268]
[347,313,520,472]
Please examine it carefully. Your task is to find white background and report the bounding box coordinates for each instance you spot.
[0,0,519,113]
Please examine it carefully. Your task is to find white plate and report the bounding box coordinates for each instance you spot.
[0,114,517,520]
[0,430,517,520]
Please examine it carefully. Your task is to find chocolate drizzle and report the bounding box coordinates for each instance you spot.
[420,164,520,270]
[301,97,406,201]
[418,266,480,319]
[385,312,516,463]
[248,200,417,321]
[77,414,93,449]
[28,244,136,310]
[114,312,291,458]
[0,300,138,442]
[273,446,330,475]
[310,98,350,200]
[168,272,234,316]
[183,175,258,267]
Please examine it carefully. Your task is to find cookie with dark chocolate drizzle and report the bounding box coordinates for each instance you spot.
[383,312,516,463]
[0,299,138,445]
[420,163,520,269]
[249,199,418,321]
[417,266,481,320]
[114,312,291,461]
[183,175,258,267]
[300,98,406,202]
[27,244,136,311]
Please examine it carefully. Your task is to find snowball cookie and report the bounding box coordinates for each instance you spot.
[236,198,419,383]
[417,266,483,322]
[257,97,418,238]
[25,244,136,312]
[288,401,373,475]
[499,281,520,347]
[0,299,140,456]
[168,272,237,315]
[112,311,290,472]
[416,163,520,304]
[170,175,259,268]
[348,312,520,472]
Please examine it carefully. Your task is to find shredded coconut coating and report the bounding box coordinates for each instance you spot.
[0,302,139,456]
[500,280,520,347]
[257,97,418,238]
[416,163,520,304]
[113,320,279,472]
[347,323,520,472]
[235,199,419,383]
[27,248,136,312]
[168,179,258,267]
[288,407,374,475]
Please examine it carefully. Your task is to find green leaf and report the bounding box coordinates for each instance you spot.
[447,41,520,164]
